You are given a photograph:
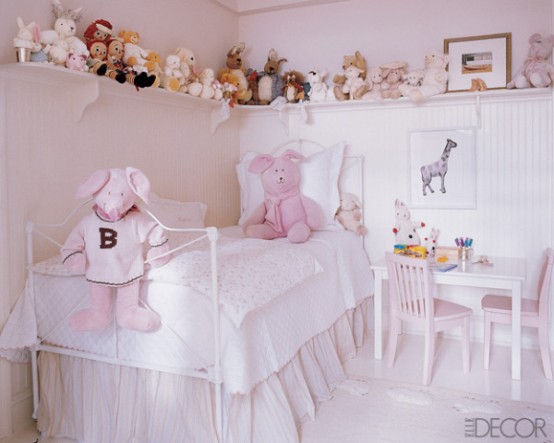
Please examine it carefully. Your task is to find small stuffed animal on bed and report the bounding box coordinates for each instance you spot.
[61,167,170,332]
[508,33,554,89]
[242,150,324,243]
[335,192,367,236]
[392,199,425,245]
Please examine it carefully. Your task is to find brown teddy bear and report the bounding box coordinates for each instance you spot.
[283,70,305,103]
[333,51,369,100]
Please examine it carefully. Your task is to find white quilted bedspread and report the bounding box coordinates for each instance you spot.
[147,236,321,326]
[0,228,374,393]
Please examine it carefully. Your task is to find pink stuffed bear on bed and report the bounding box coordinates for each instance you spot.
[243,150,324,243]
[61,167,170,332]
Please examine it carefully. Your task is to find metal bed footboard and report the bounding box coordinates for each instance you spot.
[26,203,225,442]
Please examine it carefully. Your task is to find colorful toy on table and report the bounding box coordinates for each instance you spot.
[394,244,426,259]
[424,227,440,256]
[392,199,425,245]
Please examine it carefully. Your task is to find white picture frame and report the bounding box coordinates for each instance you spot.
[408,128,476,209]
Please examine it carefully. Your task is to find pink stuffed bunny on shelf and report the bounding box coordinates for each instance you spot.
[508,33,554,89]
[61,167,170,332]
[242,150,324,243]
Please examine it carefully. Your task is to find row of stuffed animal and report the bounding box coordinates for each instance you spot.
[230,47,449,104]
[13,0,554,104]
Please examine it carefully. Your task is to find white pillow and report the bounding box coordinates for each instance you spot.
[143,193,207,229]
[236,142,345,229]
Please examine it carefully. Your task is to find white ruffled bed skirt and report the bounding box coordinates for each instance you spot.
[37,298,371,443]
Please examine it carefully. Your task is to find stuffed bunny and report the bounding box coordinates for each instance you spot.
[61,167,170,332]
[40,0,88,65]
[392,199,425,245]
[13,17,41,51]
[257,48,288,105]
[242,150,324,243]
[508,33,554,89]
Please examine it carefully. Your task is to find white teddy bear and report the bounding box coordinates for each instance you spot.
[342,66,367,100]
[307,69,330,102]
[335,192,367,235]
[197,68,223,100]
[161,54,185,92]
[399,52,449,102]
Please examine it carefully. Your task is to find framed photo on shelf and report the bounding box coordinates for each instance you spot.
[444,33,511,92]
[408,128,476,209]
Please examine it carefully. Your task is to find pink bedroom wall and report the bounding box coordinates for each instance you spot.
[0,0,238,70]
[237,0,552,81]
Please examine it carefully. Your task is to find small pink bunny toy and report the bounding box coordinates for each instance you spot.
[61,167,169,332]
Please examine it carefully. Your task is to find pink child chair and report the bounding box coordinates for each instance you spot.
[481,248,553,379]
[385,252,472,385]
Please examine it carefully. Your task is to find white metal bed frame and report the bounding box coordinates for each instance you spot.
[26,206,225,441]
[25,138,364,443]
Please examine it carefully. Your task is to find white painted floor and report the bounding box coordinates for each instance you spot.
[4,333,554,443]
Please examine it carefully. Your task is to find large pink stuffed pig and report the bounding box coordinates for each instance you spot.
[243,150,324,243]
[61,167,170,332]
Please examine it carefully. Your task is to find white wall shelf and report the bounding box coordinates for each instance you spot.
[236,87,553,134]
[0,63,230,134]
[2,63,552,136]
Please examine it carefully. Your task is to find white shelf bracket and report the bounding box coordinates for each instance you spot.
[210,101,231,135]
[72,78,99,123]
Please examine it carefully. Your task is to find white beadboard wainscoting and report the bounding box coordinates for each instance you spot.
[0,64,241,439]
[238,88,554,348]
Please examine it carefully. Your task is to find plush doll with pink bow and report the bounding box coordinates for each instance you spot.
[61,167,170,332]
[243,150,324,243]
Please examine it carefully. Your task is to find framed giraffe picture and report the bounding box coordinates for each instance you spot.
[408,128,476,209]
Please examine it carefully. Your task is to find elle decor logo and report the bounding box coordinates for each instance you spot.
[465,417,548,439]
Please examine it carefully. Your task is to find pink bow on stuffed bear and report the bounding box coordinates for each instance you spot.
[61,167,170,332]
[243,150,324,243]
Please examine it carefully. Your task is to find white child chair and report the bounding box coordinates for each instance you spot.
[481,247,553,379]
[385,252,472,385]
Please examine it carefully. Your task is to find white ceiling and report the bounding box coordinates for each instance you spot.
[213,0,348,15]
